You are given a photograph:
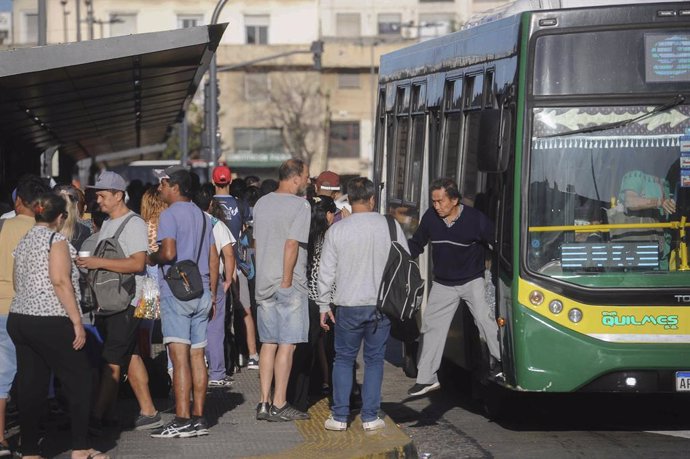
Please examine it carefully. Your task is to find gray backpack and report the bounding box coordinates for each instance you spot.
[88,214,140,315]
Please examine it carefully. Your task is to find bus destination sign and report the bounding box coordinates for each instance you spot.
[645,33,690,83]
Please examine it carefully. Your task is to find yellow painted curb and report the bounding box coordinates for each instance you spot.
[250,397,416,459]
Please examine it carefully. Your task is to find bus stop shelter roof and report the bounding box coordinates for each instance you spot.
[0,23,226,161]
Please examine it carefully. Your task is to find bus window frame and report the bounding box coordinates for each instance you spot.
[374,87,387,209]
[484,67,496,109]
[464,71,485,110]
[440,71,464,181]
[460,67,487,202]
[387,82,412,206]
[404,81,428,204]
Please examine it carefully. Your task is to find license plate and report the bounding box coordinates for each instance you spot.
[676,371,690,391]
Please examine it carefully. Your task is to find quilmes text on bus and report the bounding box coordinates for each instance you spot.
[375,0,690,397]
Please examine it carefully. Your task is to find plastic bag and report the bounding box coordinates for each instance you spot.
[134,276,160,319]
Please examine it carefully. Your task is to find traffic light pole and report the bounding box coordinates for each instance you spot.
[208,0,229,165]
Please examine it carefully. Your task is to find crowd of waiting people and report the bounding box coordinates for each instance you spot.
[0,157,500,457]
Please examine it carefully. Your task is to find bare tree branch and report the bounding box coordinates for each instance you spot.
[266,75,328,166]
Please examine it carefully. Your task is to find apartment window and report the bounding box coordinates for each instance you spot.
[336,13,361,37]
[235,128,284,154]
[110,14,137,37]
[329,122,360,158]
[419,13,454,40]
[378,13,401,35]
[245,15,268,45]
[178,14,203,29]
[24,13,38,43]
[338,74,360,89]
[245,73,270,101]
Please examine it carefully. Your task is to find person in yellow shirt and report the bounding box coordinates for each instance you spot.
[0,175,50,457]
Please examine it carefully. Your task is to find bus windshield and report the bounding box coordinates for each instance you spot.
[527,104,690,287]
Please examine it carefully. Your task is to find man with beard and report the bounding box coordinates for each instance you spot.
[252,158,311,422]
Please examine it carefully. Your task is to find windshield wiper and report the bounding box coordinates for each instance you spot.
[542,94,686,138]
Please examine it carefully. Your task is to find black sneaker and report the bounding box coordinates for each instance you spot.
[150,418,196,438]
[134,411,164,431]
[267,403,310,422]
[407,382,441,396]
[256,402,270,421]
[191,416,209,437]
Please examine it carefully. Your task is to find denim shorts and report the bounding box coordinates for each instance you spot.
[0,314,16,398]
[160,290,212,349]
[257,286,308,344]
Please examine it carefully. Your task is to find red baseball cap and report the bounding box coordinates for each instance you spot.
[212,166,232,185]
[316,171,340,191]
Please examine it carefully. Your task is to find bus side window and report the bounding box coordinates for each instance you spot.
[389,85,410,202]
[374,88,386,193]
[404,84,426,204]
[484,69,495,108]
[465,73,484,109]
[442,79,463,181]
[461,73,483,201]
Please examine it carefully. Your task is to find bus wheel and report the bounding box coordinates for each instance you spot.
[476,381,512,421]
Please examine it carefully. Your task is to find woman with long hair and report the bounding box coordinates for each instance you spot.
[138,187,169,360]
[54,185,91,250]
[286,195,337,412]
[140,187,168,255]
[7,193,107,459]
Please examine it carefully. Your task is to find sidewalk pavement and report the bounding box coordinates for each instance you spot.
[38,342,417,458]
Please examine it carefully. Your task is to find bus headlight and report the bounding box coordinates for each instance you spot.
[548,300,563,315]
[529,290,544,306]
[568,308,583,323]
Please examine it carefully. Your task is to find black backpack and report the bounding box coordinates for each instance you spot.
[88,214,140,315]
[376,215,424,322]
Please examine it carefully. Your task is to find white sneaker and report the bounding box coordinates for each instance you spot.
[324,415,347,431]
[362,417,386,431]
[208,376,234,387]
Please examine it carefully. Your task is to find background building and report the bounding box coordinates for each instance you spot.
[9,0,510,180]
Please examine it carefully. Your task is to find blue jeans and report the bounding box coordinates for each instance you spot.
[332,306,390,423]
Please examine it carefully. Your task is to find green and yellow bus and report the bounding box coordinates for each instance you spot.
[375,0,690,396]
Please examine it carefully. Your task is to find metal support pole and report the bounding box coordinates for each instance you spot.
[61,0,69,42]
[38,0,47,45]
[208,0,229,164]
[86,0,94,40]
[76,0,81,41]
[180,118,189,166]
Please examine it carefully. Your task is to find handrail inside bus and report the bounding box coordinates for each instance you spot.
[529,221,690,233]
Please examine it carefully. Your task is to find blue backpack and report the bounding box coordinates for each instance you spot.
[236,227,255,280]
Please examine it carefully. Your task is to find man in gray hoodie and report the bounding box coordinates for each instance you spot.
[317,177,409,432]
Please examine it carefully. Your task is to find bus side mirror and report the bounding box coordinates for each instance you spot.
[475,108,512,173]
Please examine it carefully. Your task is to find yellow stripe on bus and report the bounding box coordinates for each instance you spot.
[517,279,690,343]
